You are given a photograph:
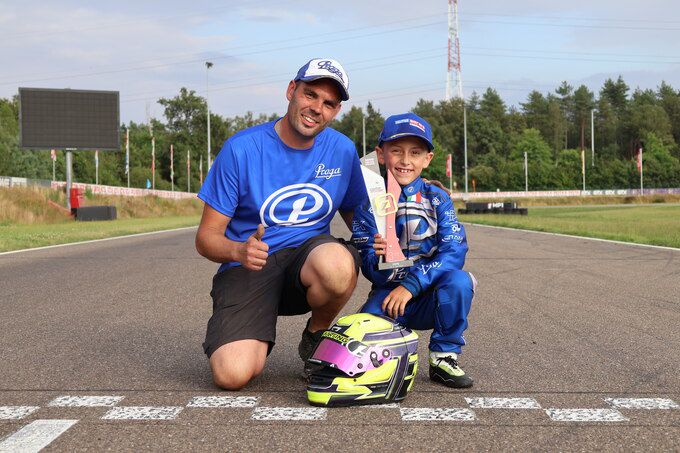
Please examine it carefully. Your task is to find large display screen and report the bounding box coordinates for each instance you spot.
[19,88,120,150]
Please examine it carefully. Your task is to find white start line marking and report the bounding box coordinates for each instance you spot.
[101,406,183,420]
[545,408,628,422]
[465,397,542,409]
[0,406,40,420]
[0,419,78,453]
[250,407,327,421]
[187,396,260,408]
[48,396,125,407]
[400,408,476,421]
[604,398,679,410]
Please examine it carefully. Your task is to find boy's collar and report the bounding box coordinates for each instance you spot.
[400,176,424,196]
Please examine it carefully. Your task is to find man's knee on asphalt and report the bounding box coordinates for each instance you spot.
[209,340,267,390]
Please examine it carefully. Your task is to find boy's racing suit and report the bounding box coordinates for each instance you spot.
[350,176,474,353]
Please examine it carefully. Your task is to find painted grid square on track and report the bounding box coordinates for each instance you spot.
[187,396,259,408]
[400,408,476,421]
[101,406,183,420]
[604,398,679,410]
[465,397,541,409]
[48,396,124,407]
[0,406,40,420]
[363,403,400,409]
[251,407,326,421]
[545,408,628,422]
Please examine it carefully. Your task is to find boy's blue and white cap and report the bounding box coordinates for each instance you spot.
[294,58,349,101]
[379,112,434,150]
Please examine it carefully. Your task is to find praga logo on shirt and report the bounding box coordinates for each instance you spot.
[314,163,342,179]
[259,183,333,227]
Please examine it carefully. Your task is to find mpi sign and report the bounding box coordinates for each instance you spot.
[19,88,120,150]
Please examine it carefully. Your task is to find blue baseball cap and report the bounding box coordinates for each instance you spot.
[294,58,349,101]
[379,113,434,150]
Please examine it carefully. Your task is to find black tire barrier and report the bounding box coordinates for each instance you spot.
[73,206,117,221]
[458,201,528,215]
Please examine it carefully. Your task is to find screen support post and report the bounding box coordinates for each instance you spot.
[65,149,74,211]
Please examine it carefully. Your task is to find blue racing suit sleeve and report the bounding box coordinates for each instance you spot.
[399,195,468,298]
[350,199,400,287]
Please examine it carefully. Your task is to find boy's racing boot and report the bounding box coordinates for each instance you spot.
[429,351,473,388]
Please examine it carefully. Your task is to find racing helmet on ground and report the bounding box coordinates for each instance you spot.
[306,313,419,407]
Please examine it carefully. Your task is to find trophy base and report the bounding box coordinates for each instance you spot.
[378,259,414,271]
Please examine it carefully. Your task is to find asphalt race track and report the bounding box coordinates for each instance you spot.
[1,217,679,451]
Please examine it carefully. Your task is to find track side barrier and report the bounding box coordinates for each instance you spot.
[458,201,528,215]
[51,181,196,200]
[451,188,680,200]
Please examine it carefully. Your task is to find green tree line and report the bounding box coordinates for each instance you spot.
[1,76,679,191]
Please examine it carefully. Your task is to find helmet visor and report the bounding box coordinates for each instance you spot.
[309,337,374,376]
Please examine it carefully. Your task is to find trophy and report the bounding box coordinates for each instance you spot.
[360,151,413,271]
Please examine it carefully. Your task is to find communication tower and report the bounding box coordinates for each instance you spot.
[446,0,463,100]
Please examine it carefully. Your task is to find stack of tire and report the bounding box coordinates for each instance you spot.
[458,202,528,215]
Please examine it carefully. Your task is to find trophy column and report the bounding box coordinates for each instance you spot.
[360,151,413,271]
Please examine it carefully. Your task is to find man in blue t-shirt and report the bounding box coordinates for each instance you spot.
[195,58,367,390]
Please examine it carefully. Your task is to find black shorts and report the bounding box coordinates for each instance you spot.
[203,234,360,358]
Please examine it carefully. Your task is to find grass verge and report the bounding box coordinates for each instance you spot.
[0,216,200,253]
[459,204,680,249]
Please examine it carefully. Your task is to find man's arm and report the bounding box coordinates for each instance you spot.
[339,209,353,231]
[195,204,269,271]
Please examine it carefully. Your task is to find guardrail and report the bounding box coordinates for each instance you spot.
[3,175,679,201]
[0,176,52,188]
[451,188,680,199]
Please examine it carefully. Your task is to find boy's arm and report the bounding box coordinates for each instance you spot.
[399,195,468,298]
[339,209,354,231]
[339,149,368,231]
[350,201,402,287]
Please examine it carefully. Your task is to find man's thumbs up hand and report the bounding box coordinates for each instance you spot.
[253,224,265,241]
[240,224,269,271]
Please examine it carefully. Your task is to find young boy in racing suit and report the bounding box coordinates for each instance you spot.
[351,112,477,388]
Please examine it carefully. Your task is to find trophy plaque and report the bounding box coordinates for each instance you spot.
[360,151,413,270]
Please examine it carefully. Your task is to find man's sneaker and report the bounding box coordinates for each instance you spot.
[429,352,473,388]
[298,318,325,361]
[299,319,325,379]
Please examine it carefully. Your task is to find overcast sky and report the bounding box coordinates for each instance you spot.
[2,0,679,123]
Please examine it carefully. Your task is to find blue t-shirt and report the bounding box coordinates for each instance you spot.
[198,120,367,273]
